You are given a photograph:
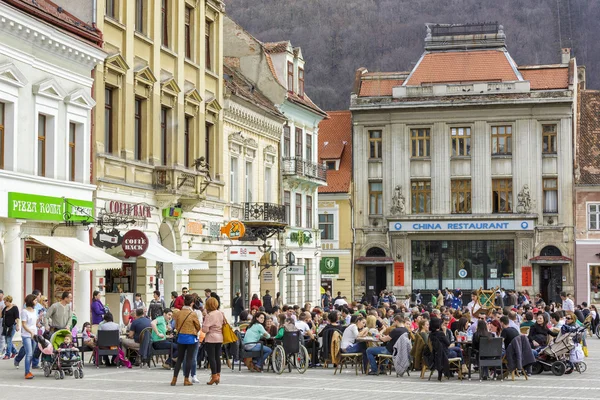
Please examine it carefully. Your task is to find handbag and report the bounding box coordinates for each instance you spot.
[221,314,236,344]
[174,310,193,344]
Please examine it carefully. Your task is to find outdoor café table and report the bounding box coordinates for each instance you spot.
[355,336,384,373]
[455,338,473,380]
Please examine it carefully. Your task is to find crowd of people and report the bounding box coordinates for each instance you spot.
[0,285,596,384]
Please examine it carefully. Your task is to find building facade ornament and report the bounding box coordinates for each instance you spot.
[390,185,406,215]
[516,184,532,213]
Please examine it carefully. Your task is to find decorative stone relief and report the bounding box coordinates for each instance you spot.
[390,185,406,215]
[516,184,532,213]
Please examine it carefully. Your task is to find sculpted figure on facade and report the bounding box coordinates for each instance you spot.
[517,184,532,213]
[390,185,406,215]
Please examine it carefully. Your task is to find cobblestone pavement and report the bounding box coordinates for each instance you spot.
[1,337,599,400]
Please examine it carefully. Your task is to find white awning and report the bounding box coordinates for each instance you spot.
[143,237,209,271]
[30,235,122,271]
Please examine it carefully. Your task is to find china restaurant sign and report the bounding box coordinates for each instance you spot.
[389,219,535,232]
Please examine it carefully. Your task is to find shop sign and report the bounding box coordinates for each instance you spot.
[162,207,182,219]
[185,220,203,235]
[287,266,305,275]
[8,192,93,222]
[389,219,535,232]
[262,271,274,282]
[93,228,123,250]
[106,200,152,218]
[290,231,312,246]
[220,220,245,240]
[229,246,260,261]
[394,262,405,286]
[122,230,149,257]
[458,269,468,278]
[320,257,339,278]
[522,266,533,286]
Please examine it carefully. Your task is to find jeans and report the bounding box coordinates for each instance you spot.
[448,346,463,361]
[245,343,271,368]
[233,315,239,325]
[173,343,196,379]
[16,340,40,368]
[366,346,390,372]
[22,337,34,375]
[342,342,367,371]
[205,342,222,374]
[187,343,199,377]
[153,340,177,365]
[4,327,18,357]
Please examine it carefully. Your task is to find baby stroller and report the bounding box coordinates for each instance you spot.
[40,329,84,379]
[531,325,585,376]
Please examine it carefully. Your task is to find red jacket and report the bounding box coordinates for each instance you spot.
[250,298,262,310]
[174,295,185,310]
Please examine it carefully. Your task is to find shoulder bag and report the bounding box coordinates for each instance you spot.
[221,313,237,344]
[174,310,193,344]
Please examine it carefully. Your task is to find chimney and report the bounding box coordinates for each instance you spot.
[561,48,571,64]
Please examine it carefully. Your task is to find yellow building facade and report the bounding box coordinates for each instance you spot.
[91,0,227,306]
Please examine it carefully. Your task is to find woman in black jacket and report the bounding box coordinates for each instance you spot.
[528,314,557,349]
[429,318,451,380]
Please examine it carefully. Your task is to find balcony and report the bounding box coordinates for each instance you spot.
[153,166,211,209]
[392,81,531,98]
[281,157,327,185]
[241,202,288,241]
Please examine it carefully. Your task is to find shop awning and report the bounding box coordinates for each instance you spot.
[142,237,209,271]
[354,256,395,265]
[30,235,122,271]
[529,255,572,264]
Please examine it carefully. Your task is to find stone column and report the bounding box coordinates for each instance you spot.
[74,226,92,327]
[4,220,23,309]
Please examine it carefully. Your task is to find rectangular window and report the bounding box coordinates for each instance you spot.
[161,0,169,47]
[369,182,383,215]
[411,128,430,158]
[264,167,271,202]
[184,6,192,59]
[245,162,253,202]
[298,67,304,96]
[37,114,46,177]
[319,214,334,240]
[491,125,512,155]
[306,133,312,162]
[68,122,76,181]
[230,158,238,203]
[284,191,291,224]
[295,127,303,158]
[451,179,471,213]
[411,180,431,214]
[160,107,168,166]
[0,101,4,169]
[135,0,144,33]
[306,195,313,228]
[588,204,600,230]
[287,61,294,92]
[325,161,336,170]
[542,124,557,154]
[543,178,558,213]
[205,123,212,170]
[283,125,291,157]
[451,127,471,156]
[184,116,191,167]
[295,193,302,227]
[106,0,116,19]
[369,130,382,159]
[205,20,212,70]
[104,88,113,154]
[492,179,513,213]
[134,98,142,161]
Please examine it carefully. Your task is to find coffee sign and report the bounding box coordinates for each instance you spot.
[122,230,149,257]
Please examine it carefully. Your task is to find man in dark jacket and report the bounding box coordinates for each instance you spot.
[232,292,244,325]
[262,290,273,313]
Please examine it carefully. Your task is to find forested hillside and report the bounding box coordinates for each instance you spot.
[226,0,599,110]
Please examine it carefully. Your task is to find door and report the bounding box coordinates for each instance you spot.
[365,266,387,298]
[231,261,250,309]
[540,265,562,304]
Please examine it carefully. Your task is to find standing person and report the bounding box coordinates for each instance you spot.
[133,293,145,310]
[201,297,223,385]
[262,290,273,314]
[0,290,4,356]
[20,294,38,379]
[45,292,73,333]
[232,292,244,325]
[2,295,19,359]
[322,290,332,312]
[205,289,221,309]
[90,291,105,331]
[561,292,574,312]
[171,295,200,387]
[174,288,188,310]
[169,291,178,308]
[250,294,262,311]
[274,292,282,308]
[148,290,165,320]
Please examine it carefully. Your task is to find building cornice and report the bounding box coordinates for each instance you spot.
[0,3,105,70]
[224,102,282,141]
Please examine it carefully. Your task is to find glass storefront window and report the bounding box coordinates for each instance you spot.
[411,240,514,291]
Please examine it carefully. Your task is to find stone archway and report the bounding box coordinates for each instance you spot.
[366,247,387,257]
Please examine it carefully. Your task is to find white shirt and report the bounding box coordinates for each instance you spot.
[20,308,37,338]
[295,320,311,335]
[340,324,359,350]
[467,301,480,323]
[562,298,575,312]
[334,298,348,307]
[509,320,520,331]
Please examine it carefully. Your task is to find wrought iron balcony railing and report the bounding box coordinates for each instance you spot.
[243,202,287,224]
[281,157,327,182]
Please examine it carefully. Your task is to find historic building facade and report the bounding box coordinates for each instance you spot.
[0,0,107,320]
[92,0,226,309]
[318,111,353,300]
[351,23,578,303]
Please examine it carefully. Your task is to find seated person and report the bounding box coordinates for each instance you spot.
[295,311,319,367]
[520,311,535,328]
[340,315,369,372]
[121,308,151,353]
[528,314,558,353]
[151,308,177,369]
[366,315,408,375]
[441,316,464,362]
[81,322,96,349]
[98,313,120,366]
[274,317,298,339]
[59,334,78,361]
[242,312,271,371]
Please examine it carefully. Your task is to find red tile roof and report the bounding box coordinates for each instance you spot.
[4,0,102,46]
[223,63,283,118]
[576,90,600,185]
[287,90,327,118]
[318,111,352,193]
[519,67,569,90]
[359,79,404,97]
[264,41,289,54]
[405,50,518,85]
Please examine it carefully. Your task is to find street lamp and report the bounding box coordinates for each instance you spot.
[259,250,278,277]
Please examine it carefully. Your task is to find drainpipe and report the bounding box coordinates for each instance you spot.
[92,0,97,28]
[350,117,356,302]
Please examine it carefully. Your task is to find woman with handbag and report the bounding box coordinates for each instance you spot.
[201,297,224,385]
[171,295,201,387]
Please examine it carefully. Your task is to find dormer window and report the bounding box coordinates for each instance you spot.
[287,61,294,92]
[324,160,338,170]
[298,68,304,96]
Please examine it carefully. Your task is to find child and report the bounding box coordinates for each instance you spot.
[81,322,96,348]
[59,334,77,360]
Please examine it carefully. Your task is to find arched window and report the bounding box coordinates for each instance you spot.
[366,247,386,257]
[540,246,561,257]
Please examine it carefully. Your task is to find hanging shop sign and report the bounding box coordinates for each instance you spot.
[389,219,535,232]
[162,207,183,220]
[8,192,94,222]
[220,220,245,240]
[320,257,339,278]
[93,228,123,250]
[122,230,149,257]
[286,266,305,275]
[228,246,260,262]
[289,231,312,246]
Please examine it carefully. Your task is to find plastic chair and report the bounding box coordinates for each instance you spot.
[478,336,504,381]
